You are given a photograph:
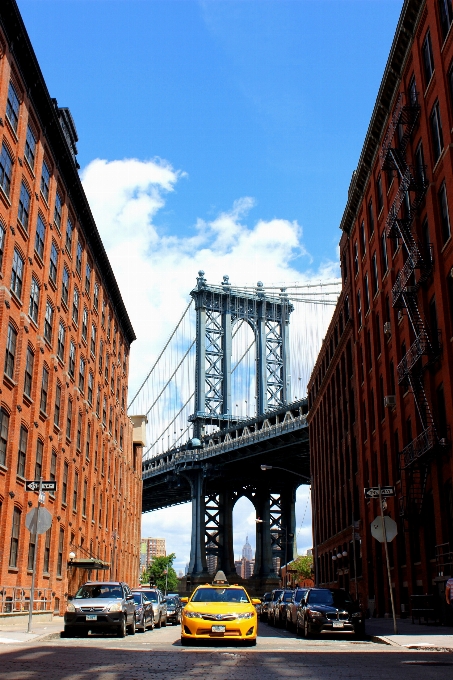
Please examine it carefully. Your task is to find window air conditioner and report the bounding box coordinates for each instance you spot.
[384,395,396,408]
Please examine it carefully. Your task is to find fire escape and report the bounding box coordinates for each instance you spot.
[380,91,446,519]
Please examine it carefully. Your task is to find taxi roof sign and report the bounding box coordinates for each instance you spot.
[212,570,229,586]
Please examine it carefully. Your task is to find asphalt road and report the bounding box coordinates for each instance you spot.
[0,621,451,679]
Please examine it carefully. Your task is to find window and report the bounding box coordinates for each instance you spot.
[0,408,10,466]
[430,101,444,163]
[371,253,379,296]
[368,199,375,235]
[77,412,82,450]
[107,313,111,340]
[25,125,36,168]
[9,507,21,568]
[18,182,31,229]
[61,267,69,306]
[415,141,426,186]
[439,0,453,40]
[40,366,49,413]
[43,528,51,573]
[76,242,82,276]
[92,487,96,521]
[66,217,73,253]
[72,288,79,325]
[50,449,57,482]
[34,439,43,480]
[24,346,34,398]
[357,290,362,328]
[105,355,109,382]
[376,313,382,356]
[422,30,434,85]
[121,387,125,410]
[359,223,365,258]
[0,143,13,197]
[82,478,88,516]
[381,232,388,274]
[49,242,58,284]
[109,405,113,433]
[376,176,383,214]
[120,425,123,450]
[101,300,106,327]
[35,214,46,260]
[439,182,451,244]
[6,82,20,133]
[88,372,93,405]
[17,425,28,477]
[86,422,91,459]
[4,324,17,379]
[90,324,96,356]
[62,462,68,504]
[111,364,115,393]
[28,277,40,323]
[99,340,104,372]
[54,382,61,427]
[93,283,99,310]
[29,534,37,572]
[85,262,91,295]
[54,193,62,230]
[66,398,72,440]
[103,396,107,426]
[44,301,53,344]
[82,308,88,341]
[69,341,76,378]
[73,471,79,511]
[0,224,5,270]
[57,528,64,576]
[11,249,24,299]
[96,386,101,418]
[40,161,50,202]
[79,357,85,393]
[57,322,65,361]
[116,376,120,402]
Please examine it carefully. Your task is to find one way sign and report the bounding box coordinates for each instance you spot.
[25,480,57,492]
[364,486,395,498]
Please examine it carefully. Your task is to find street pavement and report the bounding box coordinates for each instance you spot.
[0,619,451,679]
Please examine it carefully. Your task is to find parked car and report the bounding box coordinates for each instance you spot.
[132,591,155,631]
[164,595,182,625]
[285,588,308,630]
[274,590,294,627]
[134,588,167,628]
[266,589,283,626]
[260,592,272,621]
[63,581,136,638]
[296,588,365,638]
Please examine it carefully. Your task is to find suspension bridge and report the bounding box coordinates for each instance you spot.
[129,271,341,590]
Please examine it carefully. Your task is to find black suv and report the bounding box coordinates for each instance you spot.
[285,588,308,630]
[63,581,136,637]
[296,588,365,638]
[266,589,283,626]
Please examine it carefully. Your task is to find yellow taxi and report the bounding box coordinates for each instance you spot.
[180,571,260,645]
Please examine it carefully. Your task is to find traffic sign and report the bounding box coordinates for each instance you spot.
[26,480,56,492]
[364,486,395,498]
[25,507,52,535]
[370,516,398,543]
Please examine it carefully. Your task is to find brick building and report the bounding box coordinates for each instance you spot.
[308,0,453,621]
[0,0,143,614]
[140,537,166,574]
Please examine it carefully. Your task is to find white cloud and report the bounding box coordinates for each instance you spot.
[81,156,336,573]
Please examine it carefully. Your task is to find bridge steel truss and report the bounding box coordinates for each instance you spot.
[142,400,309,583]
[380,90,447,518]
[190,271,293,438]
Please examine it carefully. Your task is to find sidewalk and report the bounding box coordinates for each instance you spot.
[0,616,64,644]
[366,617,453,650]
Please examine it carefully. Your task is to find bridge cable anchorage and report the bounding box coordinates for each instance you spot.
[127,298,194,410]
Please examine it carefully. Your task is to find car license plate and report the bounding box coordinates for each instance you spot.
[332,621,343,628]
[86,615,97,621]
[211,625,225,633]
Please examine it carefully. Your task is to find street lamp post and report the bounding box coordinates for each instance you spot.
[260,464,318,586]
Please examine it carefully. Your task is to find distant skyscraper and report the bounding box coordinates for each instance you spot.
[242,536,253,561]
[140,537,166,573]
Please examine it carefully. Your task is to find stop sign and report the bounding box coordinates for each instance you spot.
[370,516,398,543]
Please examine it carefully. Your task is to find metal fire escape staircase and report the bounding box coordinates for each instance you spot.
[380,92,445,518]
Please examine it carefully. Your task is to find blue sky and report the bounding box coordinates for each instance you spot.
[16,0,403,570]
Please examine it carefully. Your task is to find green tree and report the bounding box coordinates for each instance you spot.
[141,553,179,593]
[292,554,313,580]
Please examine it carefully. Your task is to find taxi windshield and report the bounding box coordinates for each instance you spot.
[191,588,250,603]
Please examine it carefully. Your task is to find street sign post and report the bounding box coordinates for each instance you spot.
[364,486,395,499]
[25,480,56,492]
[25,478,52,633]
[370,516,398,543]
[379,486,398,635]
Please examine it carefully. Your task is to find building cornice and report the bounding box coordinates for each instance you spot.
[0,0,136,345]
[340,0,426,235]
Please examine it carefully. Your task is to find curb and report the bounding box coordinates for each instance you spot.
[370,635,397,646]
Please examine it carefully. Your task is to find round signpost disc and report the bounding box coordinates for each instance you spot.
[370,516,398,543]
[25,507,52,535]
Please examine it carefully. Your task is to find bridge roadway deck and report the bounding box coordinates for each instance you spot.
[142,400,310,512]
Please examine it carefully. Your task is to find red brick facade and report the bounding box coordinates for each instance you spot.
[0,1,141,613]
[308,0,453,622]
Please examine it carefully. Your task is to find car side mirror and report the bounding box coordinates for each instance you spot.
[300,599,306,606]
[180,597,188,603]
[67,595,73,601]
[252,598,261,605]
